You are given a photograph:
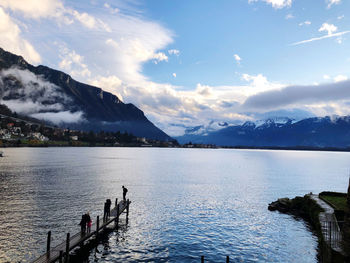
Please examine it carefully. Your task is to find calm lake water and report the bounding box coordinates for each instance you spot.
[0,148,349,262]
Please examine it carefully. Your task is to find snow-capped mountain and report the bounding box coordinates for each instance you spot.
[175,116,350,148]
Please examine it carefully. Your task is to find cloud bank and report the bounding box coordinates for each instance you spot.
[0,67,84,124]
[243,79,350,112]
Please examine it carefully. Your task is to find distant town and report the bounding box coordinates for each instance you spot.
[0,104,217,148]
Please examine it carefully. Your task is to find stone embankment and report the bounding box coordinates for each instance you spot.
[268,194,347,263]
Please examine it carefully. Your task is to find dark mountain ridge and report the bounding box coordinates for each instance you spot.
[0,47,171,140]
[176,116,350,148]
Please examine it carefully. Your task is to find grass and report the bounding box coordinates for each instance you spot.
[319,192,348,212]
[320,195,347,212]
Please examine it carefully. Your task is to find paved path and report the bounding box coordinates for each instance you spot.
[310,194,342,253]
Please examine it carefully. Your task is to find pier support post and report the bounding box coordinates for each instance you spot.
[329,221,332,246]
[46,231,51,253]
[96,216,100,237]
[65,233,70,263]
[126,199,129,224]
[115,198,118,207]
[226,256,229,263]
[59,250,63,263]
[201,255,204,263]
[116,204,119,230]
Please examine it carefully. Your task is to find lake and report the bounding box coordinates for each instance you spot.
[0,147,349,262]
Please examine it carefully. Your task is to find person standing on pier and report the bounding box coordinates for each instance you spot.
[122,185,128,202]
[86,212,92,233]
[79,214,87,233]
[103,201,108,220]
[106,199,111,218]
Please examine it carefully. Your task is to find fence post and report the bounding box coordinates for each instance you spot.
[65,233,70,263]
[96,215,100,237]
[201,255,204,263]
[126,199,129,224]
[46,231,51,253]
[116,204,119,229]
[329,221,332,247]
[226,256,229,263]
[115,198,118,207]
[59,250,63,263]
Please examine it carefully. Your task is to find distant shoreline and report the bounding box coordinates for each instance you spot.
[1,143,350,153]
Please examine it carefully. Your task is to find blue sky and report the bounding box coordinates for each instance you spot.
[141,0,350,86]
[0,0,350,135]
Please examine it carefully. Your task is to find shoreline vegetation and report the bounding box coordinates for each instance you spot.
[268,190,350,263]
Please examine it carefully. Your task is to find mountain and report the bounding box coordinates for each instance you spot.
[0,47,171,140]
[175,116,350,148]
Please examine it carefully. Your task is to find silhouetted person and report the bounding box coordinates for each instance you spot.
[122,186,128,201]
[86,212,92,233]
[79,214,87,233]
[106,199,111,218]
[103,201,108,221]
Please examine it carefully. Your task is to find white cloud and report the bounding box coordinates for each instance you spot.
[30,111,84,124]
[168,49,180,56]
[0,0,110,31]
[248,0,292,9]
[0,67,86,124]
[319,23,337,35]
[96,16,173,86]
[195,84,213,97]
[89,75,124,101]
[338,15,344,20]
[242,79,350,112]
[327,0,341,9]
[241,73,281,93]
[0,7,41,64]
[0,0,64,19]
[233,54,242,64]
[0,0,113,67]
[172,73,176,78]
[334,75,348,82]
[292,22,348,45]
[323,74,331,80]
[266,0,292,8]
[0,67,83,119]
[70,10,96,29]
[58,48,91,79]
[104,3,120,14]
[299,20,311,26]
[285,14,294,19]
[152,52,168,63]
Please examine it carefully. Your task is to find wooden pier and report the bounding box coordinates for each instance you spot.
[32,198,131,263]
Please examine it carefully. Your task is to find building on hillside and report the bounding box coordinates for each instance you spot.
[70,135,78,141]
[137,137,147,144]
[29,132,49,142]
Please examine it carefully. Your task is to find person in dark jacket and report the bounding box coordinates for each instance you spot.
[79,214,87,233]
[103,201,108,221]
[86,212,92,233]
[106,199,111,218]
[122,186,128,201]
